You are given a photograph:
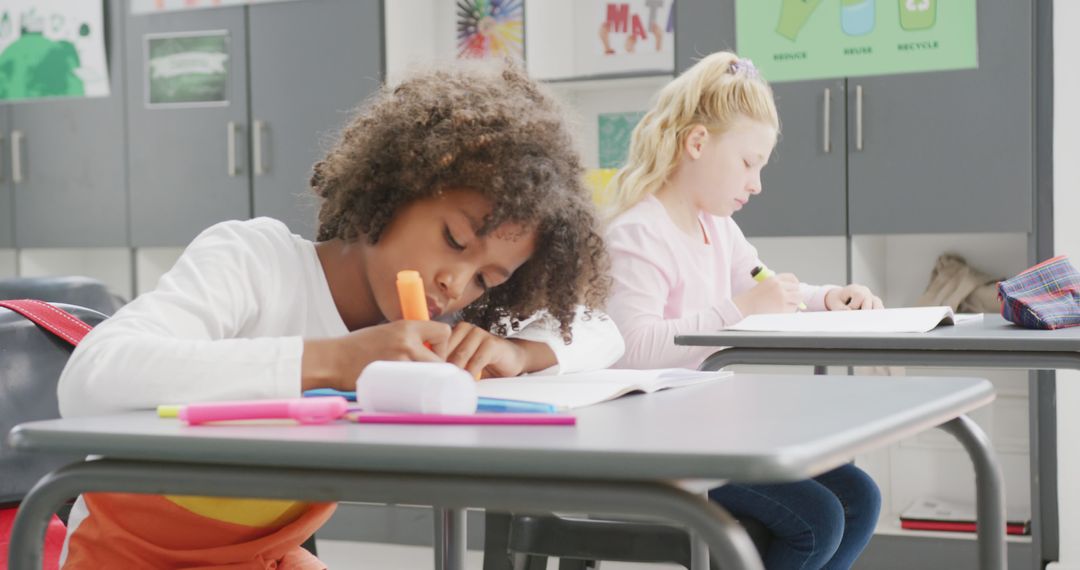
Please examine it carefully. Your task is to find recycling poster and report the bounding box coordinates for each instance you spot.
[735,0,978,82]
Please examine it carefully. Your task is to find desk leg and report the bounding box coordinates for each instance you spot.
[434,507,467,570]
[940,415,1007,570]
[689,529,710,570]
[689,489,711,570]
[10,460,764,570]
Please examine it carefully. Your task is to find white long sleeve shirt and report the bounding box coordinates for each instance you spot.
[58,218,624,417]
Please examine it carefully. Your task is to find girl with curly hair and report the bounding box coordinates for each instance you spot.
[55,62,620,569]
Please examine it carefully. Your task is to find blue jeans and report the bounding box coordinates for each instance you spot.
[709,464,881,569]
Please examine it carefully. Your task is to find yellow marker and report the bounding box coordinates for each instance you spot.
[751,264,807,311]
[157,405,182,418]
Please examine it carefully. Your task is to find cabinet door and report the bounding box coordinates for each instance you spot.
[738,79,847,237]
[675,0,735,74]
[126,7,250,247]
[847,2,1032,234]
[11,0,128,247]
[0,106,12,248]
[248,0,383,239]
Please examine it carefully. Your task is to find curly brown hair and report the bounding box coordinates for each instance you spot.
[310,62,610,341]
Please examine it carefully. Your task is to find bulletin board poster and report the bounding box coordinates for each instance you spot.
[735,0,978,83]
[456,0,525,63]
[0,1,110,102]
[131,0,292,14]
[598,111,645,169]
[574,0,675,77]
[146,32,229,107]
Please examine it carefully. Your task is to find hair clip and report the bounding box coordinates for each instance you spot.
[730,58,761,79]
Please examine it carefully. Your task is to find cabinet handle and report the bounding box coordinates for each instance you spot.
[855,85,864,151]
[253,120,265,175]
[0,133,5,182]
[11,130,23,183]
[227,121,238,177]
[823,88,831,154]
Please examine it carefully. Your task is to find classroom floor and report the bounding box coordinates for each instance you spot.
[315,540,683,569]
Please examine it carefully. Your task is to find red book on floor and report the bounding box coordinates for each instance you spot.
[900,497,1030,536]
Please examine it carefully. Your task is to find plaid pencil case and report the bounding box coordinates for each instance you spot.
[998,255,1080,329]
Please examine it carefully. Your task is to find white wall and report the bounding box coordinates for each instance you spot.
[1049,0,1080,567]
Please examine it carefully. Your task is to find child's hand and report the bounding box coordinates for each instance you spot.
[435,322,535,379]
[734,272,803,315]
[301,320,451,391]
[825,285,884,311]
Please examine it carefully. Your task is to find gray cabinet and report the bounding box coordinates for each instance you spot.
[248,0,383,239]
[741,79,848,237]
[0,106,12,248]
[677,0,1033,238]
[4,0,128,248]
[125,0,383,246]
[847,0,1032,234]
[125,6,251,247]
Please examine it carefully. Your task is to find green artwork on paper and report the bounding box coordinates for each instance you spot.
[0,1,110,102]
[147,33,229,106]
[598,111,645,169]
[736,0,977,82]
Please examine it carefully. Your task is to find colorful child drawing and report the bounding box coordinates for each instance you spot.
[598,1,674,56]
[456,0,524,62]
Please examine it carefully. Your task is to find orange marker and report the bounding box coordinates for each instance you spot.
[397,270,433,351]
[396,270,430,321]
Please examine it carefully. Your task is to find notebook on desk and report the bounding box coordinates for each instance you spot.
[725,306,984,334]
[475,368,731,410]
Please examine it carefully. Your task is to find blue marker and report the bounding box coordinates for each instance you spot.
[477,397,557,414]
[304,388,357,401]
[305,389,555,413]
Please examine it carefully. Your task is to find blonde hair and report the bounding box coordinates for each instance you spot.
[607,51,779,219]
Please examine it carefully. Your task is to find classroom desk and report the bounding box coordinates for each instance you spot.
[7,374,1001,570]
[677,314,1076,568]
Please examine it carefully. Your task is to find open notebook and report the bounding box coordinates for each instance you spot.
[725,306,984,334]
[476,368,731,410]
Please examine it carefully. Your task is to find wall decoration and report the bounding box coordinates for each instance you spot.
[131,0,294,14]
[598,111,645,169]
[456,0,524,62]
[575,0,674,77]
[737,0,976,82]
[0,1,110,102]
[146,31,229,107]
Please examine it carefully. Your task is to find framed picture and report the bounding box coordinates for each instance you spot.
[145,30,229,108]
[456,0,525,63]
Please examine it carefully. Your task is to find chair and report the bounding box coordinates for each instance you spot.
[0,301,321,561]
[0,276,125,316]
[483,510,772,570]
[0,303,108,570]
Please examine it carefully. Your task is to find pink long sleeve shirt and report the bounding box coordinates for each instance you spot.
[605,195,835,369]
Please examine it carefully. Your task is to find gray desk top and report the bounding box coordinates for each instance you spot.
[677,314,1080,351]
[9,374,992,484]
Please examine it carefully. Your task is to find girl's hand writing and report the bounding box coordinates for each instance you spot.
[825,284,884,311]
[825,282,885,308]
[435,322,556,379]
[301,320,451,391]
[734,272,802,315]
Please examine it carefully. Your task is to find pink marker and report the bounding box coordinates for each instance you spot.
[179,397,349,426]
